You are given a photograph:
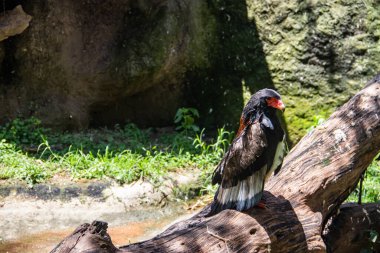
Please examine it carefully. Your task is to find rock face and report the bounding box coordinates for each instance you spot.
[0,0,216,129]
[0,0,379,142]
[247,0,380,141]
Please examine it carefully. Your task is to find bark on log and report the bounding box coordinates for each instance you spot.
[51,74,380,253]
[50,221,118,253]
[323,203,380,253]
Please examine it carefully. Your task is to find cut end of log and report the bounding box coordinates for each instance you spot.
[50,220,118,253]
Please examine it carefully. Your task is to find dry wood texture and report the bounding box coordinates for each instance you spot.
[50,221,118,253]
[51,75,380,253]
[324,203,380,253]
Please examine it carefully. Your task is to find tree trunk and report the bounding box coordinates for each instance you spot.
[51,74,380,253]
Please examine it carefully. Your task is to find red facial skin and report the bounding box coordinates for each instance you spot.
[266,97,285,111]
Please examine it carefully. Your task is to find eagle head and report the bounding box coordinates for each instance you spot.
[253,88,285,112]
[237,89,285,136]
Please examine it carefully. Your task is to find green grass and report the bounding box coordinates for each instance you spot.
[0,117,233,190]
[347,156,380,203]
[0,140,54,185]
[0,117,378,203]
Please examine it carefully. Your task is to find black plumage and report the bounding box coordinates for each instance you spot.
[208,89,286,216]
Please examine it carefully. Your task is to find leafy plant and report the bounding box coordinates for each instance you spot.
[193,127,234,194]
[193,127,233,156]
[174,107,200,133]
[347,154,380,203]
[0,117,47,145]
[307,114,326,133]
[0,139,52,186]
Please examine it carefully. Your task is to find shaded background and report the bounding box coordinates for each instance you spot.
[0,0,379,142]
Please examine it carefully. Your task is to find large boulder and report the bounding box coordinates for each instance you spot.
[0,0,216,129]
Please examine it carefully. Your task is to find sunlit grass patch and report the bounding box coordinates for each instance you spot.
[347,156,380,203]
[0,140,55,185]
[0,117,233,192]
[0,117,378,202]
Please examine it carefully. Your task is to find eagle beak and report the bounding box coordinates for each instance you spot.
[267,98,285,112]
[277,100,285,112]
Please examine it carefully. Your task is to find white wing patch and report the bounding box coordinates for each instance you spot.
[216,165,267,211]
[266,135,286,181]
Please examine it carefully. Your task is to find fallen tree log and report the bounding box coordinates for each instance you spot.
[51,74,380,253]
[323,203,380,253]
[50,203,380,253]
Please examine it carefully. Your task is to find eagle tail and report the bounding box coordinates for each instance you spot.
[206,172,265,217]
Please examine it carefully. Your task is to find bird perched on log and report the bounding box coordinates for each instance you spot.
[208,89,286,216]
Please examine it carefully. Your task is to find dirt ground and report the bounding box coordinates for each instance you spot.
[0,171,202,252]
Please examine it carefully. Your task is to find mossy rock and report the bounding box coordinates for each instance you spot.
[243,0,380,143]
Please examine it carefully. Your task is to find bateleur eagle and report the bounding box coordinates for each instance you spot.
[208,88,286,216]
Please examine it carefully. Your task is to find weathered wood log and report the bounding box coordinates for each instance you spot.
[50,203,380,253]
[323,203,380,253]
[51,74,380,253]
[50,221,118,253]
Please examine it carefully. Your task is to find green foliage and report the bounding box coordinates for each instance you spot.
[0,117,46,145]
[43,123,151,156]
[174,108,200,133]
[0,140,52,186]
[347,156,380,203]
[0,118,233,191]
[0,116,378,204]
[193,127,233,156]
[307,115,326,133]
[192,127,234,194]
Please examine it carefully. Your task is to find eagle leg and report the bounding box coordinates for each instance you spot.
[244,199,267,214]
[256,200,266,209]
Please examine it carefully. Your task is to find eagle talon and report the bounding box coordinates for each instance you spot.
[256,200,267,209]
